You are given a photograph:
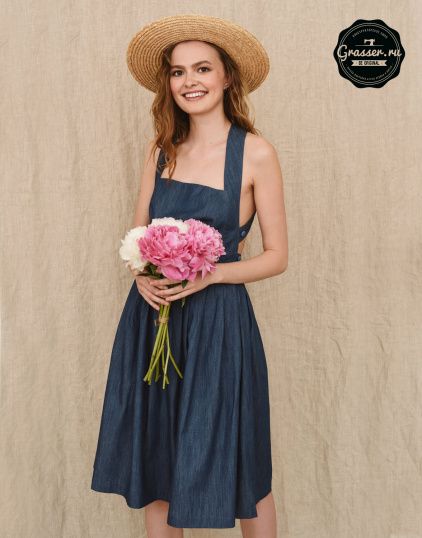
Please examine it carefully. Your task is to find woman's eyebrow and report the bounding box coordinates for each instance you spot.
[170,60,212,68]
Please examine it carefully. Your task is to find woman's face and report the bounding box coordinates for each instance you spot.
[169,40,230,114]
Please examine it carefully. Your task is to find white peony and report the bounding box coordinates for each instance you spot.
[119,225,148,272]
[150,217,189,233]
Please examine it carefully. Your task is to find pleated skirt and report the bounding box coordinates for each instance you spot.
[91,280,272,528]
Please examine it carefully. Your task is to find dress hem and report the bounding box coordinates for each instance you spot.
[90,483,272,529]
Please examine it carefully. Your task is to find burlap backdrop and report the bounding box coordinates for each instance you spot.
[1,2,421,537]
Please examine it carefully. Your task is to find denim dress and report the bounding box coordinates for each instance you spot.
[91,122,272,528]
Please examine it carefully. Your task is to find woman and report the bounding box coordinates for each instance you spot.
[91,14,288,538]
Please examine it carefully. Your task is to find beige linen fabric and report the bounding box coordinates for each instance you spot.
[1,2,421,537]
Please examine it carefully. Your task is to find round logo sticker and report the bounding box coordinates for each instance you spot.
[333,19,405,88]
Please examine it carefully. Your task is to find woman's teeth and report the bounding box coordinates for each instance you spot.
[183,91,207,101]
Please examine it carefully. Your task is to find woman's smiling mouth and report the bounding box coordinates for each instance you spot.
[183,90,208,101]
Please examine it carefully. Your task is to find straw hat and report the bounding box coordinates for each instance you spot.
[126,14,269,94]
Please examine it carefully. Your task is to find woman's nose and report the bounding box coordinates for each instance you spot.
[183,72,198,86]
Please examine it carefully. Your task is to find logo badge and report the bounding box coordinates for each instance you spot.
[333,19,405,88]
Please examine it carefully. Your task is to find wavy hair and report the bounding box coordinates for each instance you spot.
[148,40,262,180]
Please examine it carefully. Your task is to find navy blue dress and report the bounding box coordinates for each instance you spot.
[91,122,272,528]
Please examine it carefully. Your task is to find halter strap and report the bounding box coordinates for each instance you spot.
[224,122,246,210]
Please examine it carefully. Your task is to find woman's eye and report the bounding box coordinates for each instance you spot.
[171,66,210,77]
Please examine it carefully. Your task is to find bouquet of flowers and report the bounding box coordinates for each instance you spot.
[119,217,226,389]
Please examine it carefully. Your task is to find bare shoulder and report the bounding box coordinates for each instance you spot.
[139,139,161,185]
[245,131,277,159]
[138,139,161,194]
[244,131,281,186]
[144,139,161,169]
[132,139,161,228]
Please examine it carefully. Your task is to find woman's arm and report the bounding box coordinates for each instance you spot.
[126,140,158,278]
[131,140,159,228]
[213,136,288,285]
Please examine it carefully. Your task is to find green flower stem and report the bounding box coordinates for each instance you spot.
[143,317,166,384]
[143,302,183,389]
[165,328,184,379]
[143,305,166,384]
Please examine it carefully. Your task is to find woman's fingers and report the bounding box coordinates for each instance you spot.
[150,277,180,287]
[143,296,160,311]
[144,280,170,305]
[150,281,169,290]
[147,279,169,295]
[135,276,171,308]
[146,288,170,306]
[158,284,183,296]
[135,280,160,310]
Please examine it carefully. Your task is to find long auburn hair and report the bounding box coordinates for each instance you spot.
[148,40,262,179]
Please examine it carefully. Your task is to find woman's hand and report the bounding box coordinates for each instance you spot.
[149,269,219,303]
[128,265,171,311]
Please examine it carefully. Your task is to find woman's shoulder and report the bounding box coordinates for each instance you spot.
[141,139,164,179]
[145,139,161,166]
[244,130,278,168]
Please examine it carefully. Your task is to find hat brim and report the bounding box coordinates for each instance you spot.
[126,14,269,94]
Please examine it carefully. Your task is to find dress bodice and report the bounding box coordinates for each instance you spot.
[149,123,255,263]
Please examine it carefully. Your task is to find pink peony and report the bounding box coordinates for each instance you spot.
[137,219,226,282]
[137,224,189,281]
[184,218,226,280]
